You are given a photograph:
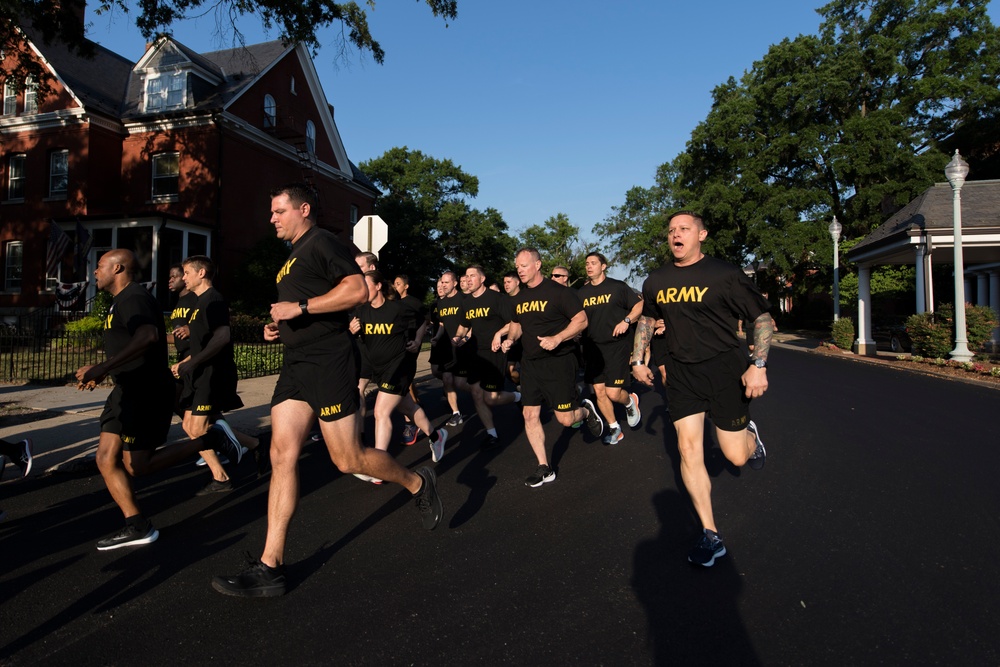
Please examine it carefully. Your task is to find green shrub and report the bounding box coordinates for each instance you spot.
[831,317,855,350]
[906,303,999,357]
[64,316,104,333]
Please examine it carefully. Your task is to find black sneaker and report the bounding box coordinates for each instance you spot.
[414,467,443,530]
[581,399,603,437]
[524,464,556,487]
[445,412,464,427]
[14,439,32,479]
[96,522,159,551]
[747,420,766,470]
[212,554,287,598]
[482,434,500,450]
[207,424,244,465]
[196,478,233,495]
[254,432,272,478]
[688,529,727,567]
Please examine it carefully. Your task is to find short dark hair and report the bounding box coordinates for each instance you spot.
[668,210,705,229]
[356,251,378,269]
[586,252,609,267]
[466,264,486,278]
[183,254,216,280]
[270,183,318,215]
[503,271,518,281]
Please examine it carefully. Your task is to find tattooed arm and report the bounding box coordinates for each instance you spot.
[630,316,656,386]
[742,311,774,398]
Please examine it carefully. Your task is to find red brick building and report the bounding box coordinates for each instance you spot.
[1,28,377,320]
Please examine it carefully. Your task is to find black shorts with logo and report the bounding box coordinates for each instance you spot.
[664,347,751,431]
[272,332,359,422]
[467,348,507,393]
[520,353,579,411]
[101,371,174,451]
[429,337,456,368]
[180,364,244,416]
[583,338,631,388]
[368,351,417,397]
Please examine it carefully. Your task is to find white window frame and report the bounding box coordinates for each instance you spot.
[305,120,316,154]
[24,76,37,114]
[350,205,359,226]
[4,240,22,292]
[3,81,15,115]
[145,72,186,112]
[8,153,25,200]
[49,149,68,197]
[151,151,180,201]
[264,94,276,128]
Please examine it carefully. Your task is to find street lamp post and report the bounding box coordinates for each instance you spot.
[829,216,842,321]
[945,150,973,362]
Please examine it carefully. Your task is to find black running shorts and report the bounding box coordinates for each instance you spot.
[468,348,507,393]
[369,352,417,396]
[583,338,631,389]
[100,373,174,451]
[271,332,359,421]
[664,347,751,431]
[181,364,244,416]
[520,353,579,411]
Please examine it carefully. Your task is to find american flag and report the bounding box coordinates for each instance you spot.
[75,220,92,276]
[46,223,72,278]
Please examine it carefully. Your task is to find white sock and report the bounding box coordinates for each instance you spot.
[609,421,619,430]
[486,428,497,437]
[513,391,522,402]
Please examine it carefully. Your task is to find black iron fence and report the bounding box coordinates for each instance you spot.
[0,322,282,385]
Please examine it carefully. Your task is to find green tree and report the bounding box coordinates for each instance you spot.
[360,146,517,294]
[3,0,457,93]
[518,213,592,285]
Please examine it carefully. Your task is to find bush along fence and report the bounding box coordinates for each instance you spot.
[0,320,283,385]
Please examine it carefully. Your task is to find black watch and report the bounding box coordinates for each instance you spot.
[299,299,309,315]
[624,317,631,324]
[753,358,767,369]
[630,360,644,367]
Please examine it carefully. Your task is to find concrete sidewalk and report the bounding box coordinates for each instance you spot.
[0,349,437,475]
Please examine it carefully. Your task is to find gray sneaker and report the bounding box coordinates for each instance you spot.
[603,425,623,445]
[625,392,641,428]
[445,412,464,427]
[430,428,448,463]
[747,420,766,470]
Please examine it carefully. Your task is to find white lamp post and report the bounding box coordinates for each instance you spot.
[945,150,973,362]
[829,216,842,321]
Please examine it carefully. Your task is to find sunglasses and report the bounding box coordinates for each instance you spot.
[552,274,568,279]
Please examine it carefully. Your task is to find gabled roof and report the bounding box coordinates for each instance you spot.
[847,179,1000,265]
[22,26,132,118]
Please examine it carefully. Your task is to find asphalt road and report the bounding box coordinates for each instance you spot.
[1,346,998,665]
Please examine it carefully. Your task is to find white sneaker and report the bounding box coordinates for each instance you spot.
[430,428,448,463]
[625,392,641,428]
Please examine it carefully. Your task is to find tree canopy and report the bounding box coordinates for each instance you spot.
[595,0,1000,307]
[2,0,457,91]
[360,146,518,297]
[518,213,593,286]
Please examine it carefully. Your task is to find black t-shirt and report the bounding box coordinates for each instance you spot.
[460,288,512,352]
[397,294,428,342]
[578,277,641,345]
[355,299,407,366]
[169,290,198,360]
[104,281,169,382]
[188,287,238,374]
[641,255,771,364]
[511,277,584,360]
[432,293,466,339]
[275,226,362,348]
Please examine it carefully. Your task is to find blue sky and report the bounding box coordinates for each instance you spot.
[86,1,996,252]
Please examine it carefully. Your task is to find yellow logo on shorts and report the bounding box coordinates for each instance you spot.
[613,379,624,386]
[380,382,396,391]
[196,404,213,412]
[122,435,136,444]
[319,404,342,417]
[557,402,571,410]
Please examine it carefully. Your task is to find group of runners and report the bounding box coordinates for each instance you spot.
[54,182,773,596]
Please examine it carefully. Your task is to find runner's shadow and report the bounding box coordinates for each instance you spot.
[631,489,759,666]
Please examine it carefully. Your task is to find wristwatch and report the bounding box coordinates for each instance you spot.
[630,360,644,367]
[753,358,767,369]
[624,317,631,324]
[299,299,309,315]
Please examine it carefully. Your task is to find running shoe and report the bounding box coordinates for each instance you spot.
[401,423,419,446]
[445,412,464,427]
[10,439,32,479]
[482,434,500,450]
[209,421,244,465]
[414,467,443,530]
[212,419,247,464]
[688,529,727,567]
[430,428,448,463]
[524,464,556,488]
[625,392,641,428]
[96,522,159,551]
[581,399,603,438]
[196,478,234,495]
[603,425,624,446]
[747,420,766,470]
[212,554,287,598]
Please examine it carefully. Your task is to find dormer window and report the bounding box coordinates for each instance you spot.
[24,76,37,114]
[305,120,316,154]
[145,72,186,112]
[264,94,276,128]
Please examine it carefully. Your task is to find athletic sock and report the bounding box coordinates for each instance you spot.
[486,428,497,438]
[608,421,620,430]
[513,391,522,402]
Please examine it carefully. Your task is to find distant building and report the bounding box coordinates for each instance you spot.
[1,18,377,321]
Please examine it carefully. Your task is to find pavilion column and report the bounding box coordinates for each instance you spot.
[854,264,876,356]
[990,270,1000,352]
[915,245,926,314]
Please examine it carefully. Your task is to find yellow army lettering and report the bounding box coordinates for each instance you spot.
[104,313,114,329]
[380,382,396,391]
[655,286,709,304]
[364,323,394,335]
[582,294,611,308]
[612,379,625,386]
[466,307,491,319]
[516,300,548,315]
[438,306,459,317]
[170,306,191,320]
[122,435,136,444]
[196,404,213,412]
[189,308,200,323]
[275,258,297,284]
[319,404,342,417]
[557,402,572,410]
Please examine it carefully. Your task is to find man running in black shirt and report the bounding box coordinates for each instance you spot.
[502,248,602,487]
[393,274,429,446]
[578,252,644,445]
[76,250,242,551]
[502,271,523,386]
[428,271,464,425]
[212,183,442,597]
[631,211,771,567]
[452,265,521,449]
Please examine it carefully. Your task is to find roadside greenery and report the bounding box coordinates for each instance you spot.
[906,304,999,358]
[831,316,855,350]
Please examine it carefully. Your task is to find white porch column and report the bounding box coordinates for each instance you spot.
[915,245,926,314]
[854,264,877,356]
[990,270,1000,352]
